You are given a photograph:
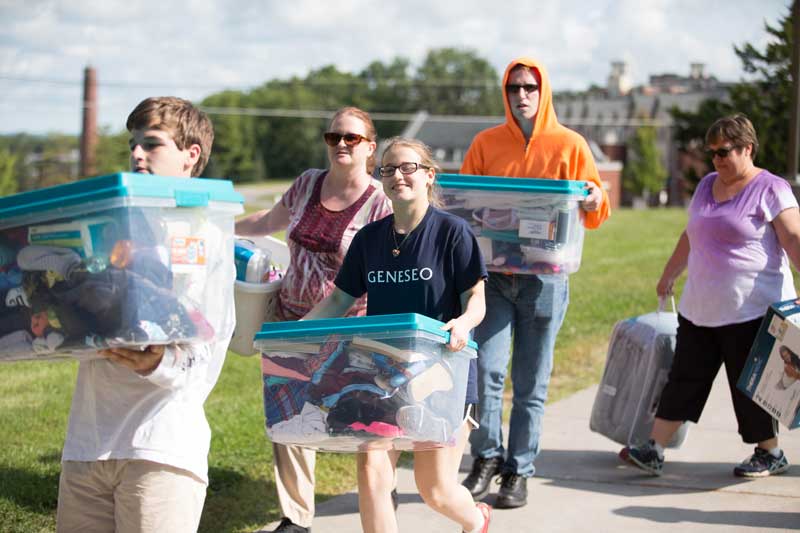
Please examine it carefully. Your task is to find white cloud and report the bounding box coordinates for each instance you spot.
[0,0,790,134]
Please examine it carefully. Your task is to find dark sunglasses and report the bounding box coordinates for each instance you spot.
[378,162,430,177]
[705,146,739,159]
[505,83,539,95]
[323,132,370,147]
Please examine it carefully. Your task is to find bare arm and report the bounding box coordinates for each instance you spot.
[303,287,357,321]
[441,279,486,352]
[657,230,690,297]
[772,207,800,271]
[235,202,291,236]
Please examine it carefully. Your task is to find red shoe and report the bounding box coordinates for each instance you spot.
[464,501,492,533]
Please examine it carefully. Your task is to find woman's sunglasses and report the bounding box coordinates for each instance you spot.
[323,132,370,147]
[705,146,739,159]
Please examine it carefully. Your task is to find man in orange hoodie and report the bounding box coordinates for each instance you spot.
[461,57,609,509]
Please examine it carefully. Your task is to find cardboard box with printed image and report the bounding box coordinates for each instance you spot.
[738,299,800,429]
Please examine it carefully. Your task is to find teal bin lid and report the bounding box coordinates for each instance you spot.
[437,173,588,196]
[255,312,479,350]
[0,172,243,220]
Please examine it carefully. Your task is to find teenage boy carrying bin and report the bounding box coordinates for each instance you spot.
[56,97,233,533]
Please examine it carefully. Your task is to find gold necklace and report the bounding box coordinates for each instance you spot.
[391,210,427,257]
[391,227,408,257]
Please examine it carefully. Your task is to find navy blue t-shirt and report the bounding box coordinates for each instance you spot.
[335,206,487,403]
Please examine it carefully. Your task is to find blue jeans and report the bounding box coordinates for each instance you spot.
[469,273,569,477]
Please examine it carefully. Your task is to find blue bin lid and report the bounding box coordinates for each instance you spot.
[437,173,588,196]
[255,312,478,350]
[0,172,243,220]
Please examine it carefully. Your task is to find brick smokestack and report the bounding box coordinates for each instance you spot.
[80,65,98,177]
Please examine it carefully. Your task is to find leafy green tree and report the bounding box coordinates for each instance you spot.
[248,78,327,179]
[623,125,667,200]
[672,7,793,180]
[202,90,261,181]
[201,47,505,182]
[359,58,415,139]
[360,58,413,111]
[730,10,793,175]
[94,127,131,176]
[0,148,18,196]
[413,48,503,115]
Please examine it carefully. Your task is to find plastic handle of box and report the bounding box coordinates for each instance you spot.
[174,190,210,207]
[657,295,676,314]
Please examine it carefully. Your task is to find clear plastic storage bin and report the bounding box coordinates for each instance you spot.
[0,173,242,361]
[437,174,588,275]
[254,313,477,452]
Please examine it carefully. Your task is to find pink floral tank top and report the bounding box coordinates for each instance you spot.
[277,169,392,320]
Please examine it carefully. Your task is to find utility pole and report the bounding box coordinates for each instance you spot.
[80,65,97,178]
[789,0,800,182]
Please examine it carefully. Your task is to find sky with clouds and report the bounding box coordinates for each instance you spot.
[0,0,790,135]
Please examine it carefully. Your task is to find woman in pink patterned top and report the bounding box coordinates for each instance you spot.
[236,107,392,533]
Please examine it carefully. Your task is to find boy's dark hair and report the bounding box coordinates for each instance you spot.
[126,97,214,176]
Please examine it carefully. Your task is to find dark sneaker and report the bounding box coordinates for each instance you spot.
[734,447,790,478]
[463,502,492,533]
[621,439,664,476]
[271,517,310,533]
[494,472,527,509]
[462,457,502,500]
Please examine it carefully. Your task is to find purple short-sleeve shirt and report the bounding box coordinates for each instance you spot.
[680,170,798,326]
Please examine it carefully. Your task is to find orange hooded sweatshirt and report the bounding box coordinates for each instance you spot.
[461,57,610,229]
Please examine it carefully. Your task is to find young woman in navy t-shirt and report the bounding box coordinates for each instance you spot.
[305,137,490,533]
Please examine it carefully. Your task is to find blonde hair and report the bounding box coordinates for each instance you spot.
[126,96,214,176]
[381,137,442,207]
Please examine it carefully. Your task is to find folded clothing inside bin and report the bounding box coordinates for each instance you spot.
[0,225,212,359]
[262,335,459,448]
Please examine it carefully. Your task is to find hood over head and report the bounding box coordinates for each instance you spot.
[502,57,559,141]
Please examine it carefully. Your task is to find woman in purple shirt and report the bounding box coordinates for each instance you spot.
[622,114,800,477]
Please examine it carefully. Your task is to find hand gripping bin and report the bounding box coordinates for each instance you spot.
[590,303,690,448]
[0,173,243,361]
[254,313,477,452]
[437,174,588,275]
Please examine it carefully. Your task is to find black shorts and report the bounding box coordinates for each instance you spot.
[656,314,778,443]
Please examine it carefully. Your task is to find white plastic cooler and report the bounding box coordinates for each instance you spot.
[437,174,588,275]
[0,173,242,361]
[254,313,477,452]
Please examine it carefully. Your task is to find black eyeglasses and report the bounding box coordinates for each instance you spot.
[323,132,370,147]
[705,146,739,159]
[378,162,430,177]
[505,83,539,95]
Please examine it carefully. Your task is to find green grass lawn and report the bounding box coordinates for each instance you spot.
[0,208,691,532]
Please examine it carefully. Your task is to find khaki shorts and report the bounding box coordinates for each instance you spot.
[57,459,207,533]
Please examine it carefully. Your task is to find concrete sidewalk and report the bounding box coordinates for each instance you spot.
[258,373,800,532]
